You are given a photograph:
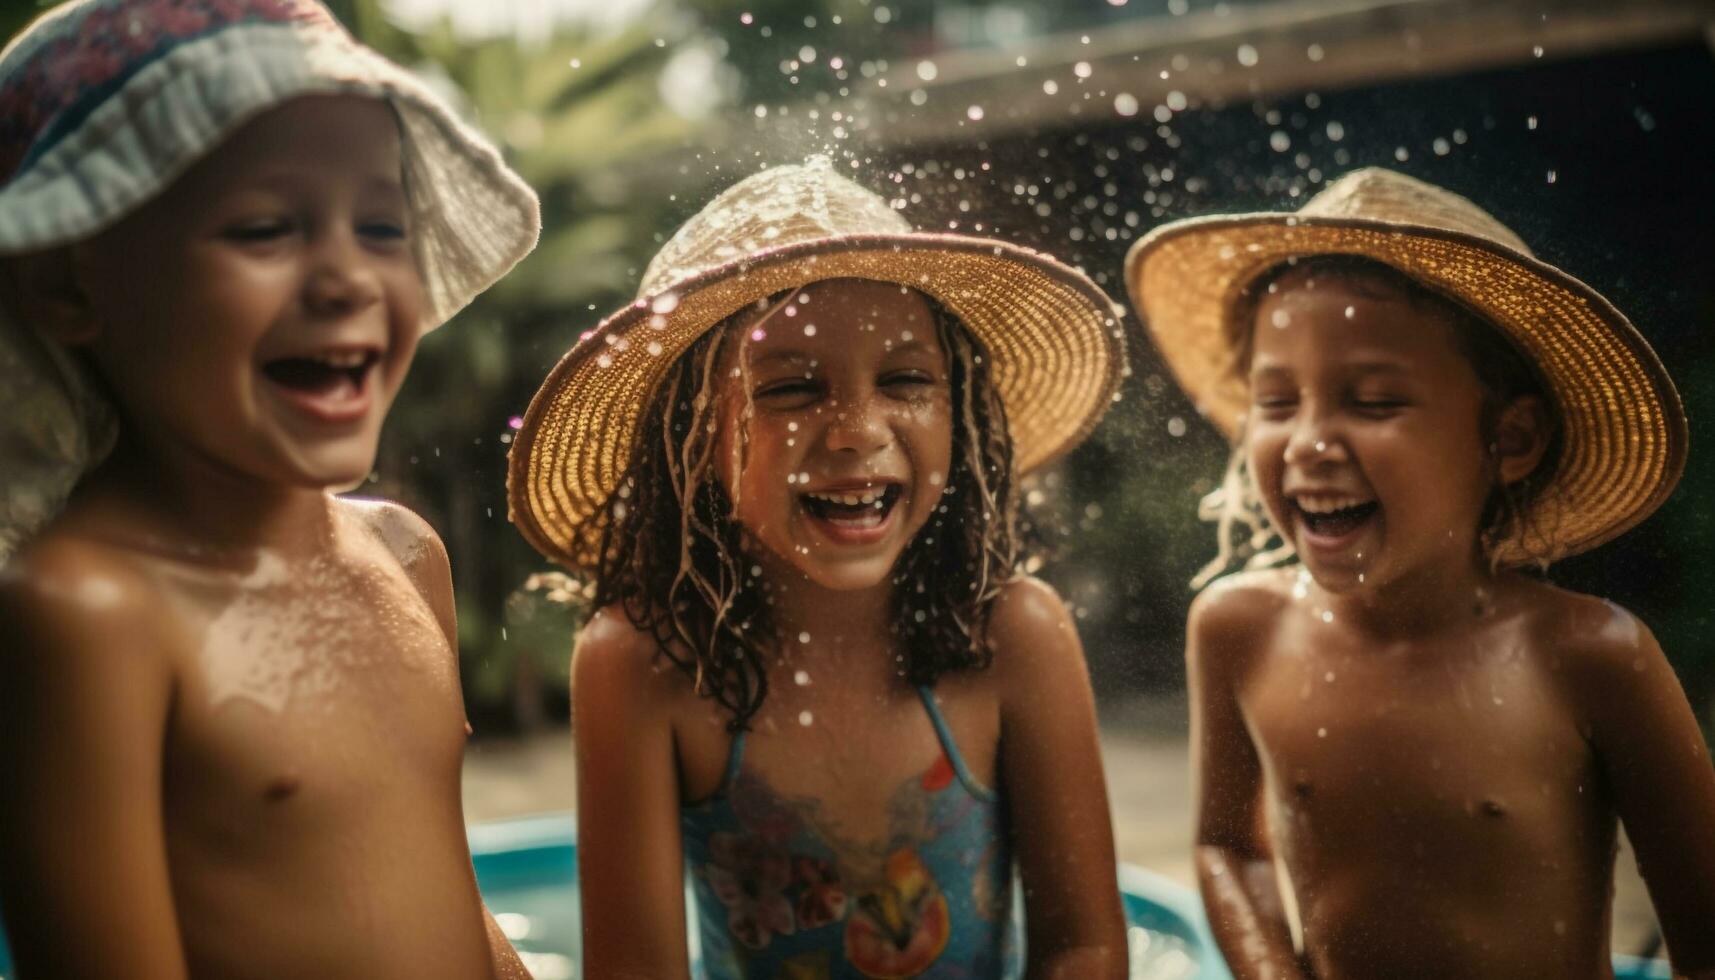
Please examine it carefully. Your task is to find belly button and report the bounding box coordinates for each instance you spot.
[1474,798,1506,818]
[264,775,301,802]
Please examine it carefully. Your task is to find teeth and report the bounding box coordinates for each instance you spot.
[1295,495,1374,514]
[309,351,371,369]
[805,488,886,506]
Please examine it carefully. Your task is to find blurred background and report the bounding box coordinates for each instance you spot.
[6,0,1710,955]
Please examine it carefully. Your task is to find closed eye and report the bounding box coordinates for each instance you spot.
[881,369,937,390]
[359,220,408,242]
[755,378,820,401]
[222,218,295,243]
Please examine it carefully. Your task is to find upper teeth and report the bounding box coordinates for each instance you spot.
[1296,495,1373,514]
[312,351,370,369]
[806,489,884,506]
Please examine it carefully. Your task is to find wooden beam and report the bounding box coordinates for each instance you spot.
[845,0,1711,146]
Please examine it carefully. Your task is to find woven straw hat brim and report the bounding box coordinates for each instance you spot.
[0,21,540,327]
[509,233,1129,573]
[1125,213,1686,565]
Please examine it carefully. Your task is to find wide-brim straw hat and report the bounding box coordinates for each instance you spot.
[509,158,1128,573]
[0,0,539,562]
[1125,167,1685,565]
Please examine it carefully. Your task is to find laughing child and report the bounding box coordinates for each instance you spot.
[1127,168,1715,979]
[508,158,1129,978]
[0,2,539,976]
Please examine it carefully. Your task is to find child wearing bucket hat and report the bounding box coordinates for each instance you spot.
[1126,168,1715,978]
[509,156,1129,978]
[0,1,538,976]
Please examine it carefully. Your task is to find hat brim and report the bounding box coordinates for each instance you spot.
[510,233,1129,572]
[1124,213,1687,565]
[0,22,540,327]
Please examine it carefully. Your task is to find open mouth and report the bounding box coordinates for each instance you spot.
[800,484,903,538]
[1292,495,1380,540]
[261,349,382,420]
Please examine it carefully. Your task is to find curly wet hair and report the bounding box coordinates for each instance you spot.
[591,290,1020,731]
[1195,254,1565,586]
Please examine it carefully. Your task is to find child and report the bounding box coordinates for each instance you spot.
[508,158,1130,978]
[1126,167,1715,979]
[0,1,539,976]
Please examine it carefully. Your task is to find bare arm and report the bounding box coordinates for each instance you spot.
[990,578,1127,980]
[1566,606,1715,979]
[571,608,693,980]
[0,547,187,979]
[1187,582,1308,980]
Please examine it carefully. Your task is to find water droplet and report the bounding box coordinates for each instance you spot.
[651,292,680,314]
[798,631,811,644]
[798,710,813,726]
[916,60,938,81]
[1073,61,1093,79]
[1269,131,1291,152]
[1042,79,1059,95]
[1320,610,1333,624]
[1114,93,1139,117]
[1344,305,1356,319]
[794,670,810,686]
[1326,120,1345,142]
[966,104,984,121]
[1236,44,1259,67]
[1317,727,1328,738]
[1271,308,1292,327]
[1324,670,1336,682]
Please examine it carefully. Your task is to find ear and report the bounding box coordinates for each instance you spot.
[1492,395,1551,486]
[1,248,101,345]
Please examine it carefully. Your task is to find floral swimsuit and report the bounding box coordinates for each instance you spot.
[682,686,1020,979]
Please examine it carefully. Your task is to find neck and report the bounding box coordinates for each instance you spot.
[761,570,896,655]
[1325,549,1497,640]
[74,431,341,564]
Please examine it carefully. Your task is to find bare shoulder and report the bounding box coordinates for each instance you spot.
[981,575,1087,685]
[1513,577,1664,684]
[572,604,682,714]
[339,496,449,574]
[0,530,174,679]
[1186,566,1294,660]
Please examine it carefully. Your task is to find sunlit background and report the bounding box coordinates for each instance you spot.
[7,0,1710,959]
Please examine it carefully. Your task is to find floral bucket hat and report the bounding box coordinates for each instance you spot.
[0,0,541,561]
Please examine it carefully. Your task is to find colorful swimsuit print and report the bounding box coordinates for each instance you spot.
[682,687,1020,979]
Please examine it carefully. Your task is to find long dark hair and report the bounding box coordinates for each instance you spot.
[592,290,1021,730]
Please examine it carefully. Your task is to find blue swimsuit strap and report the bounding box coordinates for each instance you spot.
[915,685,998,802]
[711,686,995,802]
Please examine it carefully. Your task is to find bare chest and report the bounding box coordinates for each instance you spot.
[156,550,467,835]
[1241,633,1600,838]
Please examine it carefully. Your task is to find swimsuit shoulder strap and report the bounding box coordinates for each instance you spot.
[915,685,997,802]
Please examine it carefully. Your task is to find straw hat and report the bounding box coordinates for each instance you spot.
[0,0,539,562]
[1125,167,1686,564]
[509,158,1129,572]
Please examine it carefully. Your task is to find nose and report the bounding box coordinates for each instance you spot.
[1281,405,1348,468]
[301,227,381,318]
[823,392,892,456]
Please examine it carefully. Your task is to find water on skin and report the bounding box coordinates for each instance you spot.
[192,510,447,714]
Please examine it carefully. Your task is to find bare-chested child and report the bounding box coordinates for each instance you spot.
[0,2,539,977]
[1126,168,1715,979]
